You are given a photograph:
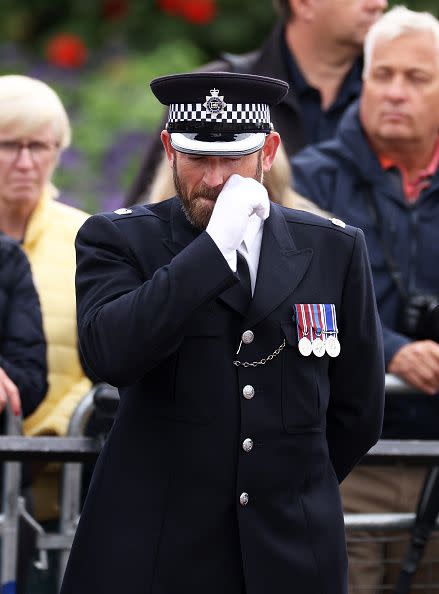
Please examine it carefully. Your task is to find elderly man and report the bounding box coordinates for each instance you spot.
[61,71,384,594]
[292,6,439,590]
[126,0,386,205]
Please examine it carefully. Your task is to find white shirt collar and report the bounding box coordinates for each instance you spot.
[238,213,266,295]
[242,213,263,253]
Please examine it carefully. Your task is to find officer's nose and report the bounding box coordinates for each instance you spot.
[364,0,387,14]
[202,158,226,188]
[369,0,388,12]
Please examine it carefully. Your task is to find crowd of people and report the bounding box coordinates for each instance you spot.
[0,1,438,593]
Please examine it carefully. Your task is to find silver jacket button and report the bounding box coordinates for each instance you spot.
[241,330,254,344]
[242,438,253,453]
[240,492,249,506]
[242,385,255,400]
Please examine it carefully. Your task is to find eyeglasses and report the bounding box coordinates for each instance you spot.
[0,140,59,163]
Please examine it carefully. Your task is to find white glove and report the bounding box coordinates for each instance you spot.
[206,174,270,270]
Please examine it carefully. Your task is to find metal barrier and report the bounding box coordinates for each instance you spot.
[0,384,117,593]
[0,405,23,594]
[0,376,436,592]
[345,376,439,593]
[56,384,114,590]
[345,511,439,591]
[0,404,51,593]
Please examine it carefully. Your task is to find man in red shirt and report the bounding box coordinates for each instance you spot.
[292,6,439,590]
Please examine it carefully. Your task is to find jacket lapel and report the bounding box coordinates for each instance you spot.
[163,198,313,321]
[245,204,313,328]
[164,199,249,315]
[216,274,252,317]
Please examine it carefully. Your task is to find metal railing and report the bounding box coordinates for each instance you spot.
[0,404,24,593]
[0,383,118,593]
[0,375,436,592]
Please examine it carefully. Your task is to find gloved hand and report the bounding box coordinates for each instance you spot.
[206,174,270,270]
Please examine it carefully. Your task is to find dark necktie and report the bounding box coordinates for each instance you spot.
[237,251,252,304]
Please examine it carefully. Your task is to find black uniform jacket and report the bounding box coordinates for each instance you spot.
[61,198,384,594]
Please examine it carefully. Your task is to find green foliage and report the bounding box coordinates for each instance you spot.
[51,40,206,211]
[0,0,276,58]
[67,40,205,142]
[0,0,276,212]
[0,0,438,212]
[389,0,437,15]
[0,36,205,212]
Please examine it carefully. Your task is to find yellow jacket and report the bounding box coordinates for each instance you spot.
[22,186,91,437]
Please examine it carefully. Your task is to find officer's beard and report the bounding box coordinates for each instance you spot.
[173,153,263,230]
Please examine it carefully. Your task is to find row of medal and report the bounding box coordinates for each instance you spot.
[293,304,341,358]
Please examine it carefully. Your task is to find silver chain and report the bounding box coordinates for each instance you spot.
[233,339,286,367]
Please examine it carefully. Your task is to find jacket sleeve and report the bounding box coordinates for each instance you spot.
[76,214,237,387]
[382,326,411,370]
[0,244,48,418]
[326,228,385,483]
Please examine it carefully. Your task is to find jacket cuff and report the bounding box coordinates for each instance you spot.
[383,327,412,369]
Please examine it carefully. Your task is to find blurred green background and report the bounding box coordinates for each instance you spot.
[0,0,436,213]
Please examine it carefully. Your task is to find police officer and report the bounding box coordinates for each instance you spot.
[61,72,385,594]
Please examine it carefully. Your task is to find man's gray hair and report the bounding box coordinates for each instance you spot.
[364,6,439,78]
[272,0,292,21]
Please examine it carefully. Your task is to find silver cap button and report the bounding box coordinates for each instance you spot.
[242,438,253,453]
[242,385,255,400]
[241,330,254,344]
[239,492,249,506]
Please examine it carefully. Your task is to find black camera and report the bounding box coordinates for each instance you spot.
[399,293,439,343]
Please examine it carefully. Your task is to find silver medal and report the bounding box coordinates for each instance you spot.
[298,336,312,357]
[325,335,341,358]
[312,337,326,357]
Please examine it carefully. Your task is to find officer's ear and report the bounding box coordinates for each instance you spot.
[161,130,175,167]
[261,132,281,173]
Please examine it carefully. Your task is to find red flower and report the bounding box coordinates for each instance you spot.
[103,0,129,20]
[46,34,88,69]
[182,0,216,24]
[157,0,216,23]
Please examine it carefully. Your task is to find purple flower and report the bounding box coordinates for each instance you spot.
[101,193,124,213]
[59,147,86,170]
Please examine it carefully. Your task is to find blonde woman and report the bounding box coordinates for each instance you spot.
[0,75,92,522]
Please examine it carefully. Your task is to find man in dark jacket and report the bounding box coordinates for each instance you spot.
[0,234,47,418]
[126,0,386,205]
[292,6,439,590]
[61,71,384,594]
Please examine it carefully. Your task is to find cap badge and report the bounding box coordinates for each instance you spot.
[204,88,226,117]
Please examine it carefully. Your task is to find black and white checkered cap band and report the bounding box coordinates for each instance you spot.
[169,102,270,125]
